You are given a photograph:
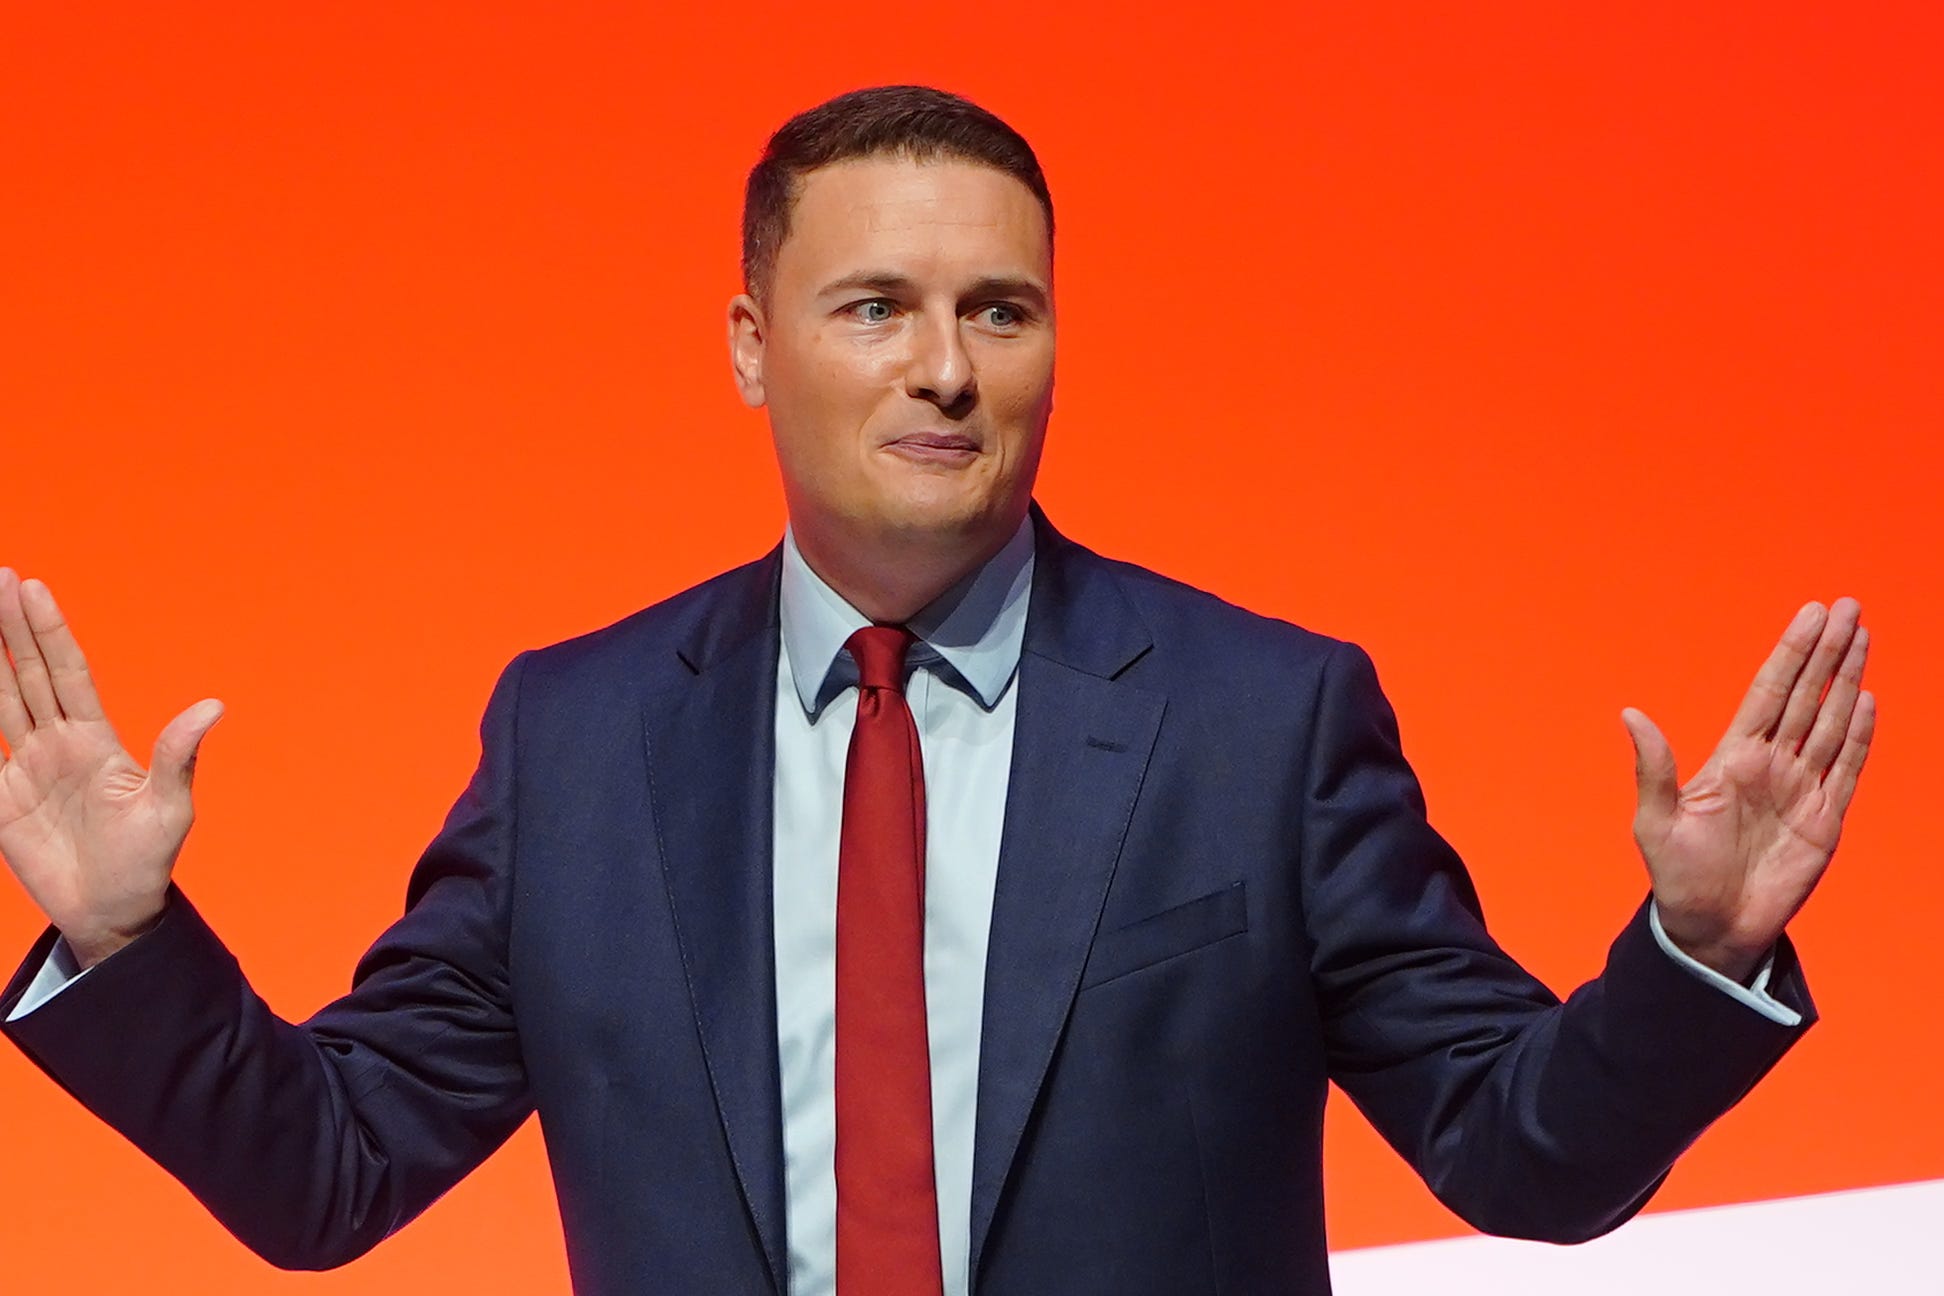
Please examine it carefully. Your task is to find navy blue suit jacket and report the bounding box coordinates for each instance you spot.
[2,510,1813,1294]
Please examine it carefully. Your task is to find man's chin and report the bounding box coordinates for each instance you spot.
[871,494,1019,549]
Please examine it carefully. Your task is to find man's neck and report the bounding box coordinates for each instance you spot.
[789,517,1024,624]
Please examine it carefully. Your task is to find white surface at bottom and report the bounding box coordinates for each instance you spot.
[1329,1178,1944,1295]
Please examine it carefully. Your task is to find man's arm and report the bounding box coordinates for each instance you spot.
[0,569,533,1269]
[1305,607,1869,1242]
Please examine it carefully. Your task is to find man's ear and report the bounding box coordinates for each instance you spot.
[727,292,767,408]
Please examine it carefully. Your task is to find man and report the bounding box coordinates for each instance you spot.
[0,86,1875,1295]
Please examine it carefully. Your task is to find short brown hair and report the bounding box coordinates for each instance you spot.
[741,85,1053,304]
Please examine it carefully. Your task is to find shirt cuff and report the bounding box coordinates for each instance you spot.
[1648,902,1802,1028]
[3,936,90,1023]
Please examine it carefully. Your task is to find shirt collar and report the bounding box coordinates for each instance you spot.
[779,513,1036,718]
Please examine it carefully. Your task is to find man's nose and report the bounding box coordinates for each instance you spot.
[904,313,976,412]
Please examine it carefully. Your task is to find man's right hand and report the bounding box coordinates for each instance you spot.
[0,568,224,970]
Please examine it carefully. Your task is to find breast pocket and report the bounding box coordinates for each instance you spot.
[1079,881,1249,990]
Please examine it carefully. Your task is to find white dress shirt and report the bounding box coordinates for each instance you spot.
[772,516,1034,1296]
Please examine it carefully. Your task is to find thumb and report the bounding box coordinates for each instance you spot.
[1621,706,1679,837]
[150,699,225,800]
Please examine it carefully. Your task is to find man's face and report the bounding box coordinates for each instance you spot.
[730,156,1055,564]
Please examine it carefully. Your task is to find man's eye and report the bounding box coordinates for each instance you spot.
[850,299,896,323]
[980,303,1025,329]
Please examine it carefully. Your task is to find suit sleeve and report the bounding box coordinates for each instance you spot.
[0,653,536,1270]
[1304,640,1813,1243]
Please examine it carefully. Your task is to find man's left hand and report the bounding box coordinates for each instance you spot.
[1623,598,1875,983]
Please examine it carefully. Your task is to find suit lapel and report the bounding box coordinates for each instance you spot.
[642,550,788,1293]
[968,514,1165,1280]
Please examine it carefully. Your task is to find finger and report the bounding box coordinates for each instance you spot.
[149,699,225,801]
[1622,707,1680,838]
[0,569,60,731]
[1726,601,1825,739]
[0,569,30,747]
[18,578,107,725]
[1799,624,1868,773]
[1822,690,1876,812]
[1774,597,1862,748]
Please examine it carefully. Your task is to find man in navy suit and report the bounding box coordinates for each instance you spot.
[0,87,1876,1294]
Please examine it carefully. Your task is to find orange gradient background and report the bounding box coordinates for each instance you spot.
[2,4,1939,1291]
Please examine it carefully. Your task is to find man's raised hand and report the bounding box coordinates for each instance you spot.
[1623,598,1874,983]
[0,569,224,969]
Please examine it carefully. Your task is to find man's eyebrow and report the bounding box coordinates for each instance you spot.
[963,275,1050,307]
[814,271,1051,306]
[816,271,920,298]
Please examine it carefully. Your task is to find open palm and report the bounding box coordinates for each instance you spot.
[0,569,223,967]
[1624,599,1874,981]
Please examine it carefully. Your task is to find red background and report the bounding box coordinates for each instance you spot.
[3,4,1939,1289]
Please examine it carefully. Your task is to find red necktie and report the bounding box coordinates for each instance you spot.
[834,625,944,1296]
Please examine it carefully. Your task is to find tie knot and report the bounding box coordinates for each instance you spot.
[846,625,917,693]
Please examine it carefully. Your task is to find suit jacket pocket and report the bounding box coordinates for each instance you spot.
[1080,881,1248,990]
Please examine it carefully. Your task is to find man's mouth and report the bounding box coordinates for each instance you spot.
[884,432,980,464]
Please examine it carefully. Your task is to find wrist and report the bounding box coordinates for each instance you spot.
[62,903,167,971]
[1682,944,1763,985]
[1656,912,1766,984]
